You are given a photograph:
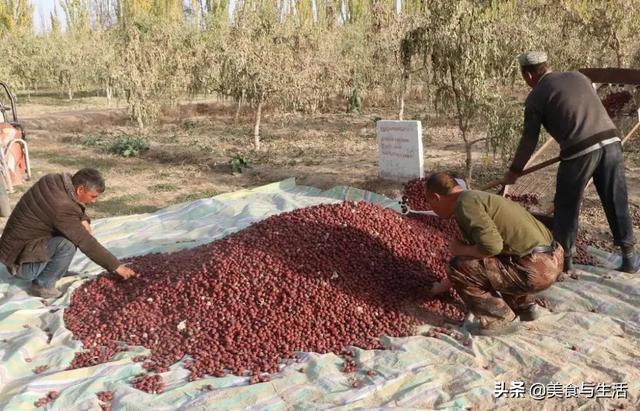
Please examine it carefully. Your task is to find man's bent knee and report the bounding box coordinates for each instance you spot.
[447,256,464,282]
[448,256,478,275]
[448,256,461,271]
[447,256,483,287]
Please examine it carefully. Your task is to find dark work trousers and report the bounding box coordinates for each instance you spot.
[554,142,636,257]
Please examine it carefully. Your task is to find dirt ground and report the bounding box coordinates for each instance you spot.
[3,93,640,254]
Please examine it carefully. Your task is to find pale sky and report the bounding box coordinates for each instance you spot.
[32,0,57,32]
[31,1,403,32]
[31,0,238,32]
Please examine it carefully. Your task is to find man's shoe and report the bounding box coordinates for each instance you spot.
[473,318,520,336]
[30,284,62,299]
[618,254,640,273]
[516,304,541,322]
[460,312,480,333]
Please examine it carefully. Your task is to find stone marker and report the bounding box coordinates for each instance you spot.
[376,120,423,182]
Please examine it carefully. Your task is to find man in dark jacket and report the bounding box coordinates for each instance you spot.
[0,168,136,298]
[503,51,638,274]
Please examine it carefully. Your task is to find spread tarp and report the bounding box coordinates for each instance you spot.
[0,179,638,410]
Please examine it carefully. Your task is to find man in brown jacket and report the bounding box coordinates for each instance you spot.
[0,168,136,298]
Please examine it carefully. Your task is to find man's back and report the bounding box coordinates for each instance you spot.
[454,190,552,257]
[526,71,617,158]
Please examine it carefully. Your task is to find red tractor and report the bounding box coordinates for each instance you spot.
[0,81,31,217]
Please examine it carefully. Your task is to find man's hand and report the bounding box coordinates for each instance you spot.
[449,239,494,259]
[115,264,137,279]
[81,220,92,234]
[428,278,452,297]
[448,238,468,256]
[503,170,520,186]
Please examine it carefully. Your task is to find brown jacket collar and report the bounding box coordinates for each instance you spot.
[62,173,86,211]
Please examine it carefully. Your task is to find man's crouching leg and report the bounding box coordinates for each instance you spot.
[448,256,518,335]
[503,243,564,321]
[29,237,77,299]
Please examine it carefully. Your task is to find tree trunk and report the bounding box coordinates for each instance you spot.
[464,139,473,183]
[448,67,473,183]
[234,89,245,124]
[399,70,411,120]
[106,86,113,105]
[67,87,73,101]
[254,100,262,150]
[613,33,624,67]
[135,105,144,129]
[615,46,623,67]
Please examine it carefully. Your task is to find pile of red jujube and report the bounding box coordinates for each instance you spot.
[402,178,431,211]
[132,374,165,394]
[600,91,633,117]
[505,193,540,206]
[64,181,604,392]
[64,202,466,390]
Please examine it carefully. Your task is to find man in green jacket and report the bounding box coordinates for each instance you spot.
[0,168,136,299]
[425,173,563,335]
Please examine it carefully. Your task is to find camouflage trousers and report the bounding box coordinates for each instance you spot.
[448,243,564,327]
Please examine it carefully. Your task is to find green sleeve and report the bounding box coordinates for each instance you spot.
[455,197,504,256]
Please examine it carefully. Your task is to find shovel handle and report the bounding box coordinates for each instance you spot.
[480,178,507,191]
[480,156,561,191]
[480,117,640,192]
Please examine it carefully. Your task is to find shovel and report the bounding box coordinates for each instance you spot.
[398,197,436,216]
[481,119,640,226]
[480,155,560,192]
[482,119,640,192]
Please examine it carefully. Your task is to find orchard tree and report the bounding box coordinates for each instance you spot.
[49,5,62,32]
[556,0,640,67]
[89,30,119,102]
[427,0,506,182]
[364,1,413,117]
[219,2,294,150]
[152,0,183,21]
[48,33,93,100]
[60,0,91,32]
[398,24,428,119]
[0,0,34,31]
[317,0,338,27]
[485,97,523,165]
[92,0,117,28]
[116,0,153,26]
[116,18,195,127]
[3,32,51,96]
[200,0,227,22]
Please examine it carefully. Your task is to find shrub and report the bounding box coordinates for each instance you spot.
[108,135,150,157]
